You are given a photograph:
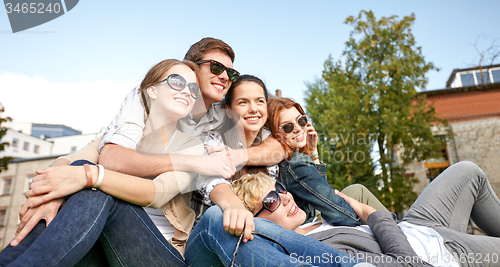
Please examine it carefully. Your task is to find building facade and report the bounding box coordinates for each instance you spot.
[0,157,59,248]
[409,64,500,197]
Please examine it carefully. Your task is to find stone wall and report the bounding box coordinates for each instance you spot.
[411,117,500,197]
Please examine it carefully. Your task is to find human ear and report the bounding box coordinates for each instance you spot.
[147,86,157,100]
[225,107,232,119]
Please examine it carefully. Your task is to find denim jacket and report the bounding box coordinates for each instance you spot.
[279,152,360,226]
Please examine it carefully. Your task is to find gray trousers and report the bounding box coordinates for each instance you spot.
[403,161,500,267]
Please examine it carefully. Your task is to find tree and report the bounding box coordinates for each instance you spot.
[469,35,500,84]
[305,10,448,212]
[0,104,12,172]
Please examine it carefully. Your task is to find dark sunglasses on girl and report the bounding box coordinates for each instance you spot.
[279,115,308,134]
[153,74,201,99]
[254,181,288,217]
[196,59,240,82]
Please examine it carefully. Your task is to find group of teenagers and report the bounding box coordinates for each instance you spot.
[1,38,500,267]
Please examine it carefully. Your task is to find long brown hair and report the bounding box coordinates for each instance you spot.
[139,59,199,114]
[267,98,315,160]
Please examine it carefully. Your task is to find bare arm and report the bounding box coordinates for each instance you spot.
[58,137,101,164]
[100,143,235,179]
[210,184,255,243]
[211,136,286,168]
[334,190,376,221]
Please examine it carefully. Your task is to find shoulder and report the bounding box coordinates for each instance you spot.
[170,131,204,155]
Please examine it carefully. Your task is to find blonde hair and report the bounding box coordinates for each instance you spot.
[232,173,275,212]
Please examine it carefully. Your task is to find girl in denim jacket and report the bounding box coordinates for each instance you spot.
[268,98,365,226]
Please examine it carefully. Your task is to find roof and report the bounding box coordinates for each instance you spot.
[446,63,500,88]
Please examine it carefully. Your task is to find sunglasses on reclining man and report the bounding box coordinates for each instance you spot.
[254,181,288,217]
[196,59,240,82]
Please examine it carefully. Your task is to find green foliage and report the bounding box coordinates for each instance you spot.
[305,10,448,212]
[0,105,13,172]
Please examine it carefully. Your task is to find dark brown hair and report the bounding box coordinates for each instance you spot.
[184,37,235,63]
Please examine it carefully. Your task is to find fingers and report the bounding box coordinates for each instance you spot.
[222,208,255,242]
[223,209,231,233]
[12,212,38,247]
[35,167,55,175]
[206,145,226,155]
[25,184,51,198]
[11,198,63,247]
[334,189,347,198]
[24,193,55,209]
[242,213,255,242]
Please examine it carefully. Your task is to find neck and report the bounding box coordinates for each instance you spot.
[294,221,322,235]
[143,105,178,138]
[245,130,259,148]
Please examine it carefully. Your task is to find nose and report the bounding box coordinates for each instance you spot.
[180,86,191,97]
[248,102,257,113]
[280,191,291,205]
[217,69,230,81]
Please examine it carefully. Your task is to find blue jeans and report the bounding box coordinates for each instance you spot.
[0,160,186,267]
[184,206,362,267]
[279,152,360,226]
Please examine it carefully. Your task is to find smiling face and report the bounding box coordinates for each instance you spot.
[148,64,197,120]
[228,81,268,138]
[279,107,307,149]
[198,50,234,105]
[253,181,306,230]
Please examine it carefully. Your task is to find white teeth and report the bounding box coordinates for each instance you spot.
[288,205,296,216]
[294,133,304,140]
[175,98,188,106]
[213,84,223,90]
[246,117,259,121]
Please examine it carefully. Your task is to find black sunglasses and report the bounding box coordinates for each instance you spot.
[279,115,308,134]
[196,59,240,82]
[152,74,201,99]
[254,181,287,217]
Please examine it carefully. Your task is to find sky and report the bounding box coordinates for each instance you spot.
[1,0,499,134]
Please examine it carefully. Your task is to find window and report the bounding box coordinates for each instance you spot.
[475,71,490,84]
[456,68,500,87]
[12,138,19,148]
[492,69,500,83]
[0,208,6,227]
[34,145,40,154]
[23,141,30,151]
[2,179,12,196]
[460,73,475,87]
[424,136,450,184]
